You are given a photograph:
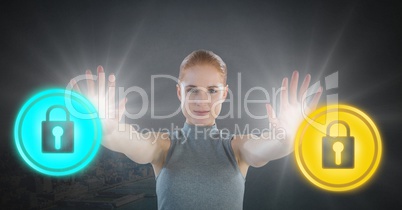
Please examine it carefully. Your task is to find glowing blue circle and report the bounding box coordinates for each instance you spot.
[14,89,102,176]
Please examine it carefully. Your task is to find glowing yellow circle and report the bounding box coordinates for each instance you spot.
[294,104,382,191]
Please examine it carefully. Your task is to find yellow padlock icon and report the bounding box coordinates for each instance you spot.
[322,120,354,168]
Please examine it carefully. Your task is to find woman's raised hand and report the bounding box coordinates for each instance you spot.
[266,71,323,147]
[69,65,127,137]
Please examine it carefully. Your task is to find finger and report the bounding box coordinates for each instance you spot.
[298,74,311,103]
[118,97,127,121]
[289,71,299,104]
[86,69,95,97]
[69,79,82,93]
[280,77,289,111]
[308,86,323,112]
[108,74,116,119]
[98,65,106,118]
[266,103,277,121]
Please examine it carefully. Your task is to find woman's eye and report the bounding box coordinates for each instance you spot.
[208,89,218,94]
[188,88,199,93]
[187,88,217,94]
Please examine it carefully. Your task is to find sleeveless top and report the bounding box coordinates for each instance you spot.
[155,122,246,210]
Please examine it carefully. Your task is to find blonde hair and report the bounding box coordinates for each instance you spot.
[179,50,227,84]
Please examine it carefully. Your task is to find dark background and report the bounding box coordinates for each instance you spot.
[1,0,402,209]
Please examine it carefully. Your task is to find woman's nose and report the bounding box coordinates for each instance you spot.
[193,91,211,103]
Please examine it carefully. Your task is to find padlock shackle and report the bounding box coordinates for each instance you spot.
[46,105,70,121]
[326,120,350,137]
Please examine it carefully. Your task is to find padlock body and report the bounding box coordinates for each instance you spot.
[42,121,74,153]
[322,136,354,168]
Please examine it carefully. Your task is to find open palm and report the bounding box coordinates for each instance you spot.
[70,66,127,137]
[266,71,323,149]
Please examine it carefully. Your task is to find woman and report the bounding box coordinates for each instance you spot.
[72,50,322,210]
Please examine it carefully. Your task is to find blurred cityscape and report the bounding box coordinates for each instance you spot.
[0,148,156,209]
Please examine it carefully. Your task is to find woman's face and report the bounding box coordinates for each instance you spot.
[177,64,228,126]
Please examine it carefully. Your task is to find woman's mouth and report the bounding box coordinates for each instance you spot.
[193,110,210,116]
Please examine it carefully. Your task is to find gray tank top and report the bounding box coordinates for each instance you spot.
[155,122,246,210]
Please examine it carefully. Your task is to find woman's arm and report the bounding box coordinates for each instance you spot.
[70,65,167,165]
[232,71,323,168]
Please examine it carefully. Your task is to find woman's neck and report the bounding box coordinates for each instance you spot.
[185,119,216,127]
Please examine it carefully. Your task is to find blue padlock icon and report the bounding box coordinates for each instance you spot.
[42,105,74,153]
[322,120,354,168]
